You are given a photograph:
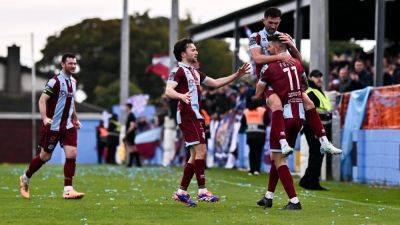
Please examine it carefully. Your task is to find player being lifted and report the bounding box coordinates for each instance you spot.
[165,38,250,207]
[249,7,342,156]
[255,34,307,209]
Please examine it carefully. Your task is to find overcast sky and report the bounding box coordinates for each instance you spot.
[0,0,265,66]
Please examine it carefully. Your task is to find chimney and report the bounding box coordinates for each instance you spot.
[6,45,21,95]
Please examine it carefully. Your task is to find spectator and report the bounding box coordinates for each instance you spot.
[240,98,270,175]
[95,120,108,164]
[354,59,373,88]
[124,103,141,168]
[392,58,400,85]
[107,114,120,164]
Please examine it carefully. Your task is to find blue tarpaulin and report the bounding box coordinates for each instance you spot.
[341,87,372,181]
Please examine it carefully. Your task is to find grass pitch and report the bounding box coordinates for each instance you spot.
[0,164,399,225]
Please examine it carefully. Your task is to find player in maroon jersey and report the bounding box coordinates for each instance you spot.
[19,53,84,199]
[254,34,306,210]
[165,38,250,207]
[249,7,341,156]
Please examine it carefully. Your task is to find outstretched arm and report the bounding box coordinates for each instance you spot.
[203,63,250,88]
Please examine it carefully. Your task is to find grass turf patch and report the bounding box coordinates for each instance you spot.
[1,164,399,225]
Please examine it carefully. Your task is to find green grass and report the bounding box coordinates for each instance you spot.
[1,164,399,225]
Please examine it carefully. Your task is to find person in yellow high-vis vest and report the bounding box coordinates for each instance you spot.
[240,98,270,175]
[299,70,333,190]
[107,113,121,165]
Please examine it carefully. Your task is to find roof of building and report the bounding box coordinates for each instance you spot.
[187,0,400,41]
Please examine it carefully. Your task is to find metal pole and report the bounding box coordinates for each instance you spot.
[169,0,179,70]
[120,0,130,124]
[294,0,303,52]
[310,0,329,90]
[31,33,36,158]
[374,0,385,87]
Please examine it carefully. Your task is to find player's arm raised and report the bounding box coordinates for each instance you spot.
[164,82,191,104]
[38,93,52,126]
[203,63,250,88]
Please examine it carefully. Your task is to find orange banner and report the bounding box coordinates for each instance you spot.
[339,85,400,129]
[362,85,400,129]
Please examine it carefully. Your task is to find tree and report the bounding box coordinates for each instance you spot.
[38,12,233,108]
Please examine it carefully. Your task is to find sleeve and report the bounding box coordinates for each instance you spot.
[258,64,270,85]
[198,71,208,84]
[43,78,57,96]
[167,67,183,86]
[130,113,136,122]
[307,91,320,108]
[249,33,261,50]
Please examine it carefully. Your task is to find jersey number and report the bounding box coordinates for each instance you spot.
[283,66,300,91]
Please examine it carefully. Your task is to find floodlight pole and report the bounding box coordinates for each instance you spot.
[120,0,130,124]
[374,0,385,87]
[31,33,37,158]
[169,0,179,71]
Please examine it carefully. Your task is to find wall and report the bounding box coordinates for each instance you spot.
[0,115,101,164]
[21,72,47,93]
[353,129,400,185]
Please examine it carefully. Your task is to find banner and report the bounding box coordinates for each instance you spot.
[362,84,400,129]
[340,87,372,181]
[213,112,236,166]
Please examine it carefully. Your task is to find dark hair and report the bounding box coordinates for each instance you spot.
[126,103,133,109]
[267,34,287,50]
[264,7,281,18]
[173,38,194,62]
[61,53,76,63]
[267,34,281,42]
[354,59,364,64]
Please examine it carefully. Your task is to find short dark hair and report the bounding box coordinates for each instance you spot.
[61,53,76,63]
[267,34,281,42]
[267,34,287,50]
[173,38,194,62]
[355,59,364,64]
[264,7,281,18]
[126,103,133,109]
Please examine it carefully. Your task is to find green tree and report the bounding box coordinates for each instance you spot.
[38,12,233,108]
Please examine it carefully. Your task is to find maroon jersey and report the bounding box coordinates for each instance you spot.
[167,62,208,124]
[258,59,307,119]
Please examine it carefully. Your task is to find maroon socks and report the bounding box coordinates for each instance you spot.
[179,163,195,191]
[305,108,326,137]
[25,155,46,178]
[64,158,76,186]
[194,159,206,189]
[278,165,297,199]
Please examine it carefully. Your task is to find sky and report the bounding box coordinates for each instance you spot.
[0,0,265,67]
